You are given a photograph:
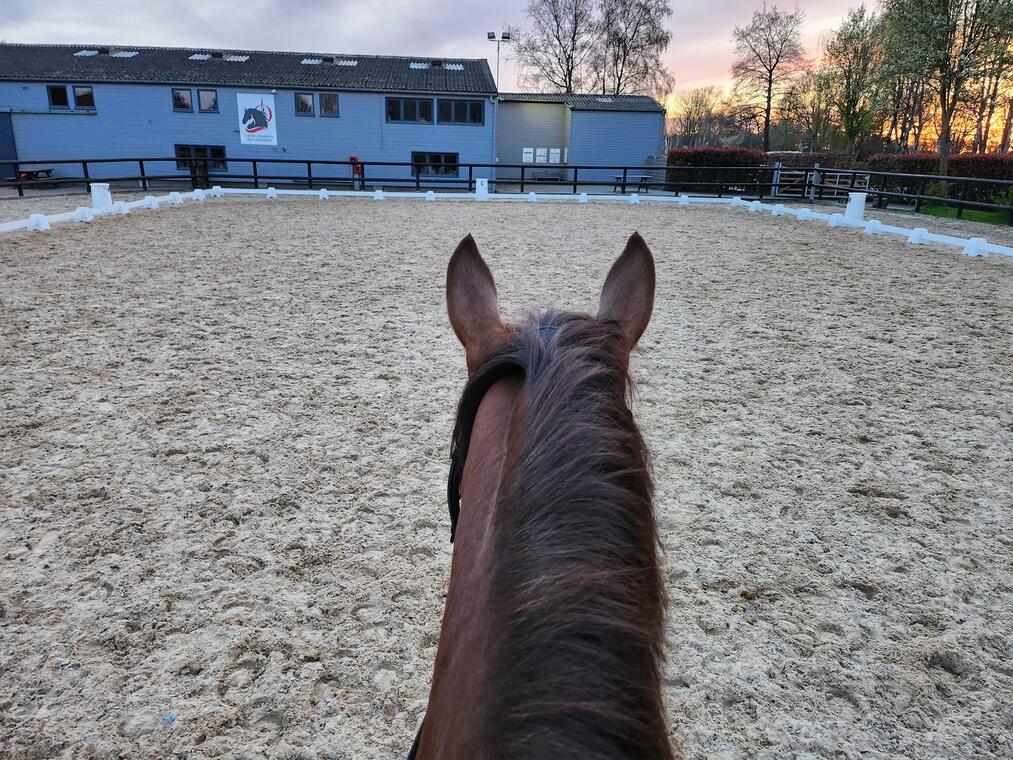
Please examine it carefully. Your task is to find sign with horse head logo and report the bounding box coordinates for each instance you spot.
[237,93,277,145]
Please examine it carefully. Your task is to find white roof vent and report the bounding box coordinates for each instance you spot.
[189,53,211,61]
[445,63,464,71]
[409,61,430,70]
[301,57,323,65]
[336,59,358,66]
[596,97,614,103]
[224,54,250,62]
[110,50,139,58]
[74,49,99,57]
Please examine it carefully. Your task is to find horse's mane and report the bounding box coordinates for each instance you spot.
[455,310,672,759]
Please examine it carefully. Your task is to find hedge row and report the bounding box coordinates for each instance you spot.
[666,148,766,193]
[665,148,1013,204]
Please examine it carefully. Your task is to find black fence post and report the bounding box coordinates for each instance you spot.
[251,160,258,189]
[876,174,887,209]
[520,165,525,194]
[621,167,627,194]
[307,161,313,189]
[81,160,90,193]
[915,177,927,212]
[360,162,367,192]
[468,165,474,192]
[13,161,23,197]
[139,160,148,191]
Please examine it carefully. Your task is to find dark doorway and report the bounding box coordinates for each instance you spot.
[0,113,16,179]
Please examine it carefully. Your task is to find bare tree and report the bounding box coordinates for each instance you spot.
[731,4,807,152]
[823,6,885,159]
[593,0,674,94]
[778,68,835,151]
[671,86,723,146]
[513,0,600,92]
[1000,94,1013,151]
[882,0,1013,172]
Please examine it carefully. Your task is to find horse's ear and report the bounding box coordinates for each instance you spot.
[447,234,506,368]
[597,232,655,348]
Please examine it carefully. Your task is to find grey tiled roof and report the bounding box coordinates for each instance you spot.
[498,92,664,113]
[0,44,497,95]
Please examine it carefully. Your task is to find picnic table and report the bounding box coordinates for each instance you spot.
[613,173,652,193]
[6,168,54,183]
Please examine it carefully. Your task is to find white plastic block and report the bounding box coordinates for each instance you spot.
[527,192,537,202]
[168,192,183,206]
[475,178,489,200]
[845,192,867,221]
[748,201,762,212]
[266,187,278,199]
[27,213,51,231]
[425,191,435,201]
[730,196,745,207]
[192,188,207,202]
[796,209,813,221]
[112,201,130,216]
[209,185,224,198]
[629,194,640,205]
[90,183,113,211]
[907,227,928,244]
[319,188,329,200]
[828,214,846,227]
[73,207,94,222]
[771,204,786,216]
[963,237,988,257]
[864,219,883,235]
[579,193,589,203]
[373,189,384,200]
[143,196,159,209]
[677,194,690,206]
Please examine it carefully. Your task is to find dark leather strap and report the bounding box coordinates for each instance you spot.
[407,717,424,759]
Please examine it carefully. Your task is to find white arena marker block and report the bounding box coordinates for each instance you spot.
[677,194,689,206]
[27,213,51,231]
[319,188,329,200]
[771,204,786,216]
[143,195,159,209]
[266,187,278,199]
[209,185,224,198]
[963,237,988,257]
[845,192,867,222]
[578,193,589,203]
[112,201,130,216]
[864,219,883,235]
[907,227,929,245]
[168,192,183,206]
[192,188,207,202]
[425,191,435,201]
[797,209,813,221]
[90,182,113,211]
[828,214,846,227]
[475,178,489,200]
[748,201,762,212]
[73,207,94,222]
[527,192,537,202]
[373,189,384,200]
[629,194,640,204]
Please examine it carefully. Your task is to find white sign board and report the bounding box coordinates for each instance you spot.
[522,147,534,163]
[549,148,561,164]
[535,148,548,164]
[237,93,277,145]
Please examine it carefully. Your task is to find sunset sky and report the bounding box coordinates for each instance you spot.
[5,0,861,93]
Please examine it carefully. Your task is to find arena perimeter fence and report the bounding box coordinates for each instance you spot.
[3,157,1012,224]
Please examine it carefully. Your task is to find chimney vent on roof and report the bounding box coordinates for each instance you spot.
[431,59,443,68]
[322,55,335,63]
[210,50,224,59]
[97,46,111,55]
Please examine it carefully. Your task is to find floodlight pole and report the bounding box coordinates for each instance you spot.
[487,32,511,85]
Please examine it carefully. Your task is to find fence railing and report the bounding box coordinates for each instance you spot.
[3,157,1011,223]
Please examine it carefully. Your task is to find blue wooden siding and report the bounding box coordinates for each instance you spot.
[567,110,665,183]
[0,82,495,183]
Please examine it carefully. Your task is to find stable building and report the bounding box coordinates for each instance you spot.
[0,43,666,189]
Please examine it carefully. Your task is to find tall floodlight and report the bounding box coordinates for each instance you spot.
[487,31,511,86]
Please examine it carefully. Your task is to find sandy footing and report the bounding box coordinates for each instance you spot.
[1,198,1011,758]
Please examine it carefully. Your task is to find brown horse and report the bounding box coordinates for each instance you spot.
[411,232,673,760]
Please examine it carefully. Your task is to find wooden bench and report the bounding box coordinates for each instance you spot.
[613,174,652,193]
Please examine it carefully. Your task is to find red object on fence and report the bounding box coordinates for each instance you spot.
[349,155,363,175]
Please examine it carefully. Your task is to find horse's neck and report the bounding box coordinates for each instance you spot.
[419,376,524,760]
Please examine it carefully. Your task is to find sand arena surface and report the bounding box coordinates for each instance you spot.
[1,198,1011,759]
